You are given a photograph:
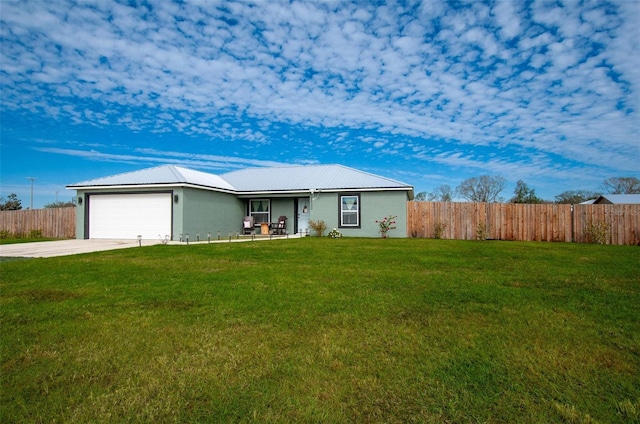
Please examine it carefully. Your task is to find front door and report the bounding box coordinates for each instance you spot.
[297,198,310,235]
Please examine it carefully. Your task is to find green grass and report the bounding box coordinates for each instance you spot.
[0,237,62,245]
[1,238,639,423]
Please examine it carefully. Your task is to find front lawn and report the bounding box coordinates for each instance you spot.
[1,238,638,423]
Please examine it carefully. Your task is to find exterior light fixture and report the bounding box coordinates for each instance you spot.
[207,232,211,243]
[186,234,189,245]
[302,203,308,213]
[174,194,179,203]
[77,196,83,205]
[196,232,200,242]
[137,235,142,247]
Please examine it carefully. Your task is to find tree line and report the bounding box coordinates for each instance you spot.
[3,176,638,209]
[0,193,76,211]
[415,176,640,204]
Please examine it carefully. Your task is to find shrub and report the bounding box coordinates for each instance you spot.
[327,228,343,238]
[433,221,448,239]
[375,215,397,238]
[476,222,489,241]
[308,220,327,237]
[585,221,608,244]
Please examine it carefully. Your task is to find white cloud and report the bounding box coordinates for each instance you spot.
[35,146,294,171]
[1,0,638,185]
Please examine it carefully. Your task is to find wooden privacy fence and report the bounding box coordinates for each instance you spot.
[0,207,76,239]
[407,202,640,245]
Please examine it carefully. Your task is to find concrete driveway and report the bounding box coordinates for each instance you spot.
[0,234,302,258]
[0,239,164,258]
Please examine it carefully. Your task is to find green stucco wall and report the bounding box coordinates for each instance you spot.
[267,198,296,235]
[179,187,245,239]
[72,187,409,239]
[309,190,409,238]
[74,190,86,239]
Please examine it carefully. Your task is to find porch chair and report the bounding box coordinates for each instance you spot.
[242,216,255,235]
[272,216,287,235]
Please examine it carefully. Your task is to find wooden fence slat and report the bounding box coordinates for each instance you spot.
[407,202,639,245]
[0,207,76,239]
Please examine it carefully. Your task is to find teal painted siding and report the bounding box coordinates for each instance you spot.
[73,187,409,239]
[75,190,86,239]
[309,190,409,237]
[236,197,296,235]
[267,198,295,234]
[181,188,244,238]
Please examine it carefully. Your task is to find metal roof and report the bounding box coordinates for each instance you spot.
[67,165,235,191]
[221,164,412,192]
[595,194,640,204]
[67,164,413,194]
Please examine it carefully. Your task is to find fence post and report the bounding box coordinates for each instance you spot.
[571,204,575,243]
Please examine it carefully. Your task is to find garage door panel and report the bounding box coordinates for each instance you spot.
[89,193,172,239]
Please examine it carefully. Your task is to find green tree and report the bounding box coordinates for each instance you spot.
[554,190,600,204]
[0,193,22,210]
[510,180,544,204]
[456,175,506,203]
[602,177,640,194]
[414,191,427,201]
[44,198,76,208]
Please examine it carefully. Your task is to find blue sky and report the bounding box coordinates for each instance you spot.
[1,0,639,208]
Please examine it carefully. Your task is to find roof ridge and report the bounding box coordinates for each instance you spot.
[165,164,187,183]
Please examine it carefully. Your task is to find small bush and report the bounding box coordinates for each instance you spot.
[375,215,397,238]
[476,222,489,241]
[29,229,42,238]
[327,228,343,238]
[0,230,9,239]
[433,221,448,239]
[308,220,327,237]
[585,221,608,244]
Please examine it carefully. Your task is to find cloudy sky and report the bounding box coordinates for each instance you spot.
[1,0,639,208]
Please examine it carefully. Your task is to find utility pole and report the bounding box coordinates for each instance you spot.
[26,177,37,209]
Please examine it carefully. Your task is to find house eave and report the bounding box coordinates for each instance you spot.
[67,183,414,198]
[66,183,237,195]
[234,186,413,197]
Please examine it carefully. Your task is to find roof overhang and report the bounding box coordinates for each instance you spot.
[234,186,414,197]
[68,182,414,199]
[66,183,238,195]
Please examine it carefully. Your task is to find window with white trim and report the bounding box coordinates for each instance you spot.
[250,199,270,224]
[339,194,360,227]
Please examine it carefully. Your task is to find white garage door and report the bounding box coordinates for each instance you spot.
[88,193,172,239]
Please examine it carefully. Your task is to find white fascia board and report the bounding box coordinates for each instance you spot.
[68,184,413,197]
[66,183,237,195]
[235,189,313,197]
[234,186,413,197]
